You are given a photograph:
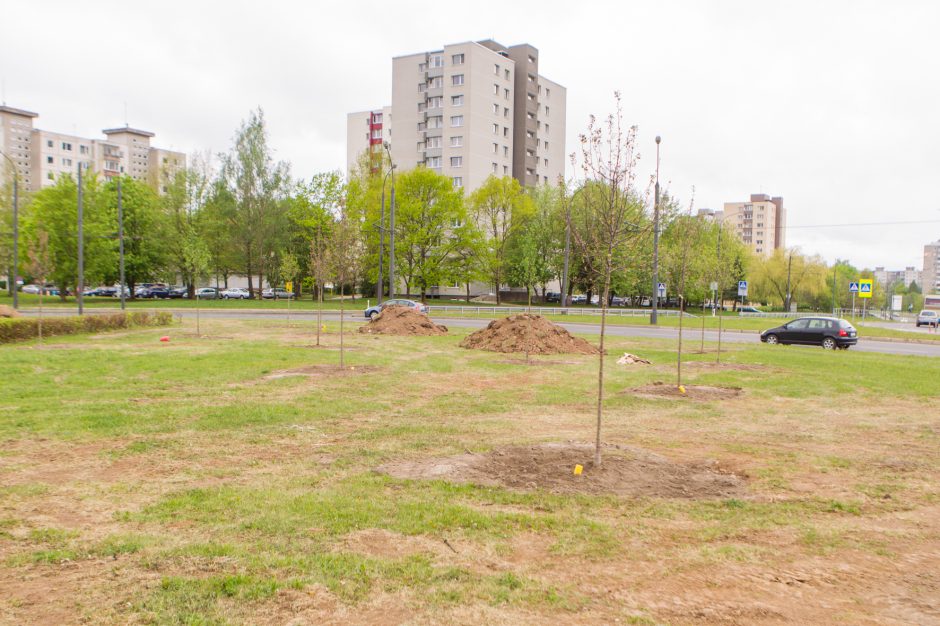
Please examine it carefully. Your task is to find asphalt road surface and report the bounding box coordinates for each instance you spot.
[17,307,940,358]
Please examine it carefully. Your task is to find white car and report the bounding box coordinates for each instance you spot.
[21,284,42,294]
[916,310,938,327]
[221,287,250,299]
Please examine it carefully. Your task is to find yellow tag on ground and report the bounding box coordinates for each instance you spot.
[573,464,583,475]
[678,385,686,394]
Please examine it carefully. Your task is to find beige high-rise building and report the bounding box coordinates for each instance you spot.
[347,40,566,192]
[722,193,786,255]
[0,105,184,194]
[923,240,940,295]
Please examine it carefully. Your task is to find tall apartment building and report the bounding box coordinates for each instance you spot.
[923,240,940,295]
[347,40,566,192]
[0,105,185,194]
[873,266,922,289]
[722,194,786,255]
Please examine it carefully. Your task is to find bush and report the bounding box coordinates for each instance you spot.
[0,311,173,344]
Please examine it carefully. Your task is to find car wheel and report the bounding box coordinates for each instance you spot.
[369,311,380,320]
[765,334,779,345]
[822,337,836,350]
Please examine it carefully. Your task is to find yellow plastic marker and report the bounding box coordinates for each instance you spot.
[573,464,583,476]
[678,385,686,394]
[321,324,326,331]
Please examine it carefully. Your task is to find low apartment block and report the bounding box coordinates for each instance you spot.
[722,193,786,255]
[347,40,566,192]
[0,105,185,193]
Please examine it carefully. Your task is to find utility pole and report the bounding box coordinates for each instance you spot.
[384,142,396,299]
[118,179,126,310]
[831,261,837,315]
[77,163,84,316]
[0,150,18,309]
[377,164,396,303]
[784,252,793,312]
[650,135,661,324]
[560,178,571,309]
[716,220,723,364]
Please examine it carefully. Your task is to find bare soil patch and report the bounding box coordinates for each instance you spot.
[460,314,598,355]
[632,382,743,400]
[358,305,447,336]
[0,304,20,318]
[263,364,379,380]
[681,361,771,372]
[378,443,746,498]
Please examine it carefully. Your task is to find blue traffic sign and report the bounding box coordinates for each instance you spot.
[657,282,666,296]
[849,282,859,293]
[737,280,748,296]
[859,282,871,293]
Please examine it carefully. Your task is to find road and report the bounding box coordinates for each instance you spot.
[16,307,940,357]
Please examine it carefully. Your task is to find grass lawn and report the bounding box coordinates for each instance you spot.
[1,317,939,623]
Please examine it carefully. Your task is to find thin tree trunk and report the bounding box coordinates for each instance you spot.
[339,282,345,368]
[316,279,322,346]
[677,296,684,387]
[595,261,612,468]
[38,289,44,346]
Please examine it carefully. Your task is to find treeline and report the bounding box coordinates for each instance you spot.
[4,107,900,310]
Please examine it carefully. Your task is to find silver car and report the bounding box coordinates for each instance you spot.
[916,310,938,327]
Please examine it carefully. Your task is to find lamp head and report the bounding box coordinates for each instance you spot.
[655,135,661,145]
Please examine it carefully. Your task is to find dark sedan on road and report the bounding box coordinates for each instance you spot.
[760,316,857,350]
[364,299,429,320]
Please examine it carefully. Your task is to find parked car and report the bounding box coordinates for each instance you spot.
[165,286,188,299]
[610,296,627,307]
[21,284,42,295]
[571,295,587,304]
[262,288,295,300]
[915,310,939,328]
[363,298,429,320]
[760,316,857,350]
[221,287,250,300]
[139,286,171,299]
[739,306,763,314]
[194,287,219,300]
[544,292,561,303]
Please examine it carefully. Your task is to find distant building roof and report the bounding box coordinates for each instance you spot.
[102,126,155,138]
[0,105,39,118]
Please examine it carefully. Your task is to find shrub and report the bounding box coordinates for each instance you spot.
[0,311,173,344]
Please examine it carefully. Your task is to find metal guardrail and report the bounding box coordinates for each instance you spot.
[425,305,696,318]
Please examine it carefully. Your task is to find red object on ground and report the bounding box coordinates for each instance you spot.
[159,336,170,342]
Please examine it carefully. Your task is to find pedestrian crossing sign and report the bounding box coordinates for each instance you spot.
[858,279,873,299]
[849,282,859,293]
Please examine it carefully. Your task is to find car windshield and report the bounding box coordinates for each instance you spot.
[787,319,809,329]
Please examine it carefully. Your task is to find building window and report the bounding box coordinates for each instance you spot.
[450,136,463,147]
[493,123,499,135]
[418,102,427,112]
[452,53,464,65]
[80,145,89,155]
[545,106,550,116]
[494,63,500,75]
[546,88,551,97]
[527,112,535,120]
[62,142,72,151]
[504,107,510,117]
[544,158,548,166]
[47,172,54,180]
[451,95,464,106]
[527,149,534,157]
[450,156,463,167]
[545,141,549,149]
[372,112,383,123]
[427,136,442,148]
[427,156,442,168]
[528,55,536,64]
[419,62,427,72]
[493,83,499,95]
[62,158,72,166]
[429,76,443,88]
[493,103,499,114]
[503,146,509,157]
[428,116,443,129]
[505,69,510,80]
[545,124,550,132]
[452,177,463,188]
[418,82,427,92]
[450,115,464,127]
[430,54,443,68]
[46,156,53,164]
[492,162,498,173]
[503,127,509,137]
[428,96,443,108]
[371,129,383,139]
[47,140,53,148]
[504,88,510,99]
[503,165,509,175]
[493,143,499,153]
[452,74,464,86]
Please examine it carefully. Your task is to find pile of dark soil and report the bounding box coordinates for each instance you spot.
[358,305,448,336]
[459,314,598,355]
[378,442,746,498]
[632,381,743,400]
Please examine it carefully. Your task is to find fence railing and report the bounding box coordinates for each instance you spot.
[426,305,695,318]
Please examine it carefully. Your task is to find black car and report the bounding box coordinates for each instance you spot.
[139,286,171,299]
[760,316,857,350]
[168,286,189,299]
[544,292,561,303]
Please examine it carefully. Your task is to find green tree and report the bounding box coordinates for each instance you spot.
[219,108,290,298]
[469,175,534,304]
[394,167,470,302]
[750,248,828,310]
[22,173,114,298]
[163,154,214,296]
[102,177,168,296]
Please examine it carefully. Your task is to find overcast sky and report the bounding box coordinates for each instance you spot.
[3,0,938,270]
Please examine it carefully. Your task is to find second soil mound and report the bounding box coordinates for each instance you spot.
[460,314,598,355]
[358,305,448,336]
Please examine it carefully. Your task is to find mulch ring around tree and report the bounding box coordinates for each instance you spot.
[377,442,747,499]
[262,364,380,380]
[358,305,448,336]
[630,381,743,400]
[459,314,599,355]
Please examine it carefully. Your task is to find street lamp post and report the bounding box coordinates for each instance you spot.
[650,135,661,325]
[384,142,396,299]
[377,164,396,303]
[118,178,126,310]
[560,179,572,309]
[77,163,84,316]
[0,150,18,309]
